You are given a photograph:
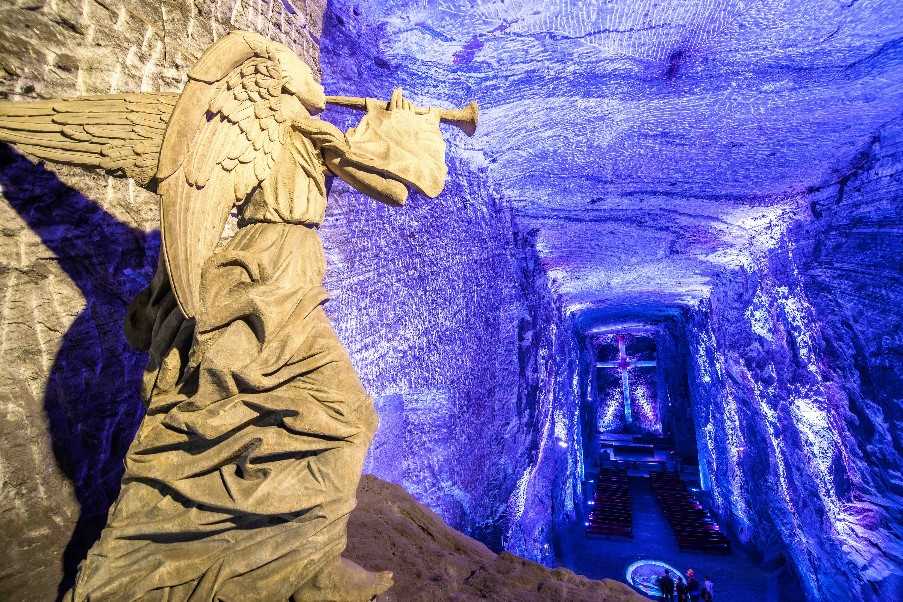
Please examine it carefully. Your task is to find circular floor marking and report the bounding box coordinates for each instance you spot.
[625,559,685,597]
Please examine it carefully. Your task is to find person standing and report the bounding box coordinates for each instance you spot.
[702,575,715,601]
[658,569,676,601]
[676,575,688,602]
[686,569,701,602]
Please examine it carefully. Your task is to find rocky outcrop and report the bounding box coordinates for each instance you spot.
[0,2,325,599]
[348,475,646,602]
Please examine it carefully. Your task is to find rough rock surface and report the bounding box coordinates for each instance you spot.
[685,116,903,601]
[348,475,646,602]
[0,2,324,599]
[319,148,531,550]
[319,7,588,564]
[322,0,903,317]
[1,1,901,601]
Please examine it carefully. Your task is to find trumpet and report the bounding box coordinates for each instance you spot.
[325,95,479,137]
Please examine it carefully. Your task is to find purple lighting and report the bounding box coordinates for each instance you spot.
[0,1,899,601]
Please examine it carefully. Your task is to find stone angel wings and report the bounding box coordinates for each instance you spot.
[0,30,450,320]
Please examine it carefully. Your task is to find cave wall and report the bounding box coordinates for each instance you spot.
[317,3,585,560]
[685,117,903,601]
[318,145,529,544]
[499,229,585,564]
[0,1,325,599]
[656,322,697,463]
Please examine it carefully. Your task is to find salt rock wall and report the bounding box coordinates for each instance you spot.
[319,148,529,546]
[499,229,585,564]
[655,323,697,463]
[0,2,324,599]
[685,117,903,601]
[318,3,586,561]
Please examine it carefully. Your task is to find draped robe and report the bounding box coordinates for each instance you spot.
[66,134,378,601]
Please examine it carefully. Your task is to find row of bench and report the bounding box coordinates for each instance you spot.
[651,471,731,553]
[585,468,633,538]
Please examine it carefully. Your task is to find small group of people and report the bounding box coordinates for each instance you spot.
[657,568,714,602]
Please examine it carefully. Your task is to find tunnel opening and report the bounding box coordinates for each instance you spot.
[548,314,808,601]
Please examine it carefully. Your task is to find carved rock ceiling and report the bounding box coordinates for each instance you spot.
[346,0,903,328]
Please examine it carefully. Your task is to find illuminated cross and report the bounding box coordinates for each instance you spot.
[595,335,656,425]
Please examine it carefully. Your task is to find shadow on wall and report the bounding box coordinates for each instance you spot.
[0,145,158,599]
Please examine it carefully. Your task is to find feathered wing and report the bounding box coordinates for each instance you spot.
[0,93,178,187]
[157,33,290,319]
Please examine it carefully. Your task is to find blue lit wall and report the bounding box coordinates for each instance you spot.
[685,118,903,601]
[317,5,586,559]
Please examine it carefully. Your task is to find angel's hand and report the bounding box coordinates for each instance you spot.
[388,88,414,112]
[294,118,350,154]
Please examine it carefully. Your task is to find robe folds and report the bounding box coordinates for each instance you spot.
[66,222,378,601]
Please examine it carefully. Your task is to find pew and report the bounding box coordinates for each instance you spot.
[650,471,731,554]
[585,468,633,539]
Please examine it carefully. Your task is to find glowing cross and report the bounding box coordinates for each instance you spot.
[595,335,656,424]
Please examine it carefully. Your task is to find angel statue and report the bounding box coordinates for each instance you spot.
[0,30,476,601]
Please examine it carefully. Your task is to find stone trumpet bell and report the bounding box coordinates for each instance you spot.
[325,95,479,137]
